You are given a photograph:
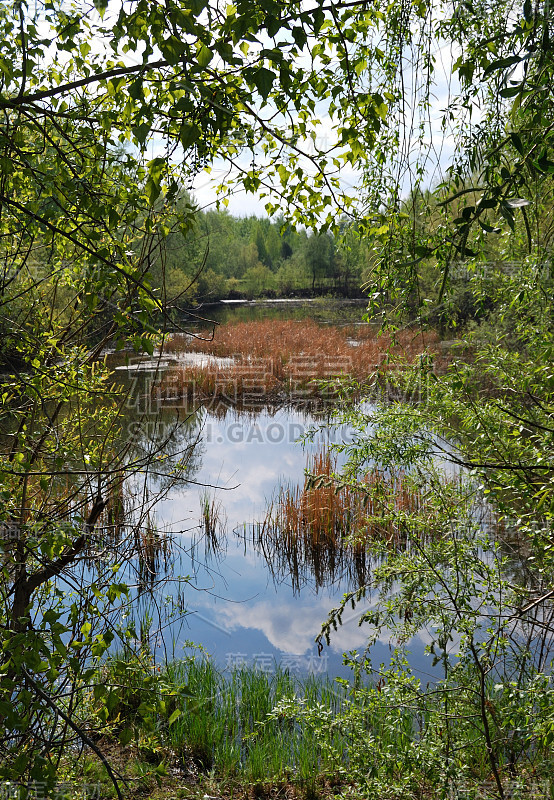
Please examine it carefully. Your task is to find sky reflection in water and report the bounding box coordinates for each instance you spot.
[136,402,440,681]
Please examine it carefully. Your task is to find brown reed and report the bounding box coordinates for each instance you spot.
[161,319,445,404]
[254,449,436,591]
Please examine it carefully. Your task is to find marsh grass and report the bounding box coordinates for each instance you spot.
[254,448,435,590]
[163,657,347,782]
[161,319,445,404]
[199,490,225,552]
[79,652,554,799]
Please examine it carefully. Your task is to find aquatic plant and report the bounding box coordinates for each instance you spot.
[255,448,440,591]
[161,319,447,405]
[163,656,346,781]
[199,490,225,552]
[79,649,554,799]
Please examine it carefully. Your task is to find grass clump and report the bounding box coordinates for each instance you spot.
[161,319,445,404]
[254,448,444,591]
[164,657,345,783]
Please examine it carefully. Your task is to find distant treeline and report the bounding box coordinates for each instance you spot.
[151,200,373,303]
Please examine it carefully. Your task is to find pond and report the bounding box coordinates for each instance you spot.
[108,299,450,681]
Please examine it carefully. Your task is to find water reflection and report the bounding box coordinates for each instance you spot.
[107,346,522,681]
[113,385,441,677]
[186,297,371,328]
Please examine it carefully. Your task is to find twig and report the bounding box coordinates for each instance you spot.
[22,669,126,800]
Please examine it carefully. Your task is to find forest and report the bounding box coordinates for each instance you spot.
[0,0,554,799]
[155,206,368,300]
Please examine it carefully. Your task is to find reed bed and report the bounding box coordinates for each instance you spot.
[161,319,444,404]
[254,449,435,591]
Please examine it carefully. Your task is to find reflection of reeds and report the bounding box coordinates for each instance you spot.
[199,490,225,553]
[134,514,172,593]
[80,482,171,590]
[162,319,444,404]
[255,449,431,591]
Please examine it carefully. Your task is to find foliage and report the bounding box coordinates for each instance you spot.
[271,652,554,800]
[0,0,383,792]
[309,251,554,797]
[294,5,554,793]
[354,0,554,326]
[310,379,554,797]
[2,0,554,794]
[159,209,366,302]
[162,656,346,784]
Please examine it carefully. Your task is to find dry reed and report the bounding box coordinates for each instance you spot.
[254,449,436,591]
[161,319,445,405]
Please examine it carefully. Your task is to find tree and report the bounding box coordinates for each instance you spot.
[303,231,335,292]
[295,3,554,796]
[243,262,275,298]
[2,0,554,793]
[254,224,272,269]
[0,0,387,792]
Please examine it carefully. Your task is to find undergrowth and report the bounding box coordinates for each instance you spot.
[61,650,554,800]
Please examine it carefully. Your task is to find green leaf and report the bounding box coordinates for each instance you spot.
[107,692,119,714]
[312,7,325,33]
[266,15,282,37]
[13,752,30,776]
[168,708,182,726]
[292,27,307,49]
[499,202,515,229]
[251,67,274,100]
[93,0,108,16]
[0,700,14,718]
[478,219,500,233]
[197,44,214,67]
[128,78,144,101]
[132,122,150,146]
[161,35,185,64]
[119,727,133,746]
[180,123,201,148]
[500,84,523,98]
[477,196,497,210]
[147,157,165,178]
[145,177,161,206]
[142,337,154,356]
[0,57,13,82]
[483,55,521,78]
[509,132,524,155]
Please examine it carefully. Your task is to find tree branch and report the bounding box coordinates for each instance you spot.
[21,668,125,800]
[2,60,168,108]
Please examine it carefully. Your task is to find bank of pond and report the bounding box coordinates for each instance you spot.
[66,306,554,799]
[68,650,553,800]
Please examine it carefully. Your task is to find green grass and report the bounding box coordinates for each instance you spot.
[163,657,347,782]
[74,650,554,800]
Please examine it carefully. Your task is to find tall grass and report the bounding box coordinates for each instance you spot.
[86,651,554,798]
[161,319,446,404]
[254,448,435,590]
[199,489,225,552]
[163,657,347,782]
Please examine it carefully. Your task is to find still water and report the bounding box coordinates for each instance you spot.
[111,300,440,681]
